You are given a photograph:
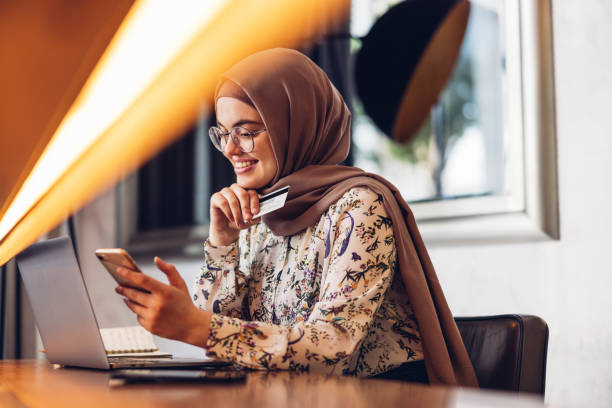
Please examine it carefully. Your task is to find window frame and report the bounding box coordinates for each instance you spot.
[409,0,559,244]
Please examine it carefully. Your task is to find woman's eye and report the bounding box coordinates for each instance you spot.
[235,129,253,137]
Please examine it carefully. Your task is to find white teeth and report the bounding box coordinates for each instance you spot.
[235,160,256,168]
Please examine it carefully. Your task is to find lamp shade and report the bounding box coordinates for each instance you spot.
[355,0,470,143]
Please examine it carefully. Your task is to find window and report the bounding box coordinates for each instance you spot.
[350,0,558,244]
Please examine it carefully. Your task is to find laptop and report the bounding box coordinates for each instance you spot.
[16,236,227,370]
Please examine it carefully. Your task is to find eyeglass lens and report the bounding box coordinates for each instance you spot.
[210,127,254,153]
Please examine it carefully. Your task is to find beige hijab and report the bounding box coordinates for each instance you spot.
[215,48,478,387]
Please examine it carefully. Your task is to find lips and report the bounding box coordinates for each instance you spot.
[233,160,258,174]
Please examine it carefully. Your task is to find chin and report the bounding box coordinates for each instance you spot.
[235,168,274,190]
[236,176,263,190]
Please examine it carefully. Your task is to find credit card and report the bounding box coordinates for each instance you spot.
[253,186,290,218]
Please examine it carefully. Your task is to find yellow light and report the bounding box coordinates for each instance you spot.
[0,0,228,244]
[0,0,349,265]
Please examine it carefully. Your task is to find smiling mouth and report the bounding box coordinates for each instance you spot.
[233,160,258,174]
[234,160,258,168]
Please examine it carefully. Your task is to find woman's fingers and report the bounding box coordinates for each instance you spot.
[248,189,260,216]
[210,186,260,234]
[116,285,149,306]
[116,267,163,293]
[154,257,188,293]
[211,193,235,224]
[123,298,148,317]
[220,187,244,226]
[230,184,253,222]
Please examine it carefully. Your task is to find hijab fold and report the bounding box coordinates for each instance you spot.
[215,48,478,387]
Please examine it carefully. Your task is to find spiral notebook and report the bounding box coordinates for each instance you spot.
[99,326,171,357]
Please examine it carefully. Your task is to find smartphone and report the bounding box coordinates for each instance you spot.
[109,369,246,385]
[95,248,147,291]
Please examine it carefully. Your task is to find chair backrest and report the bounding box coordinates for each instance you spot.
[454,314,549,396]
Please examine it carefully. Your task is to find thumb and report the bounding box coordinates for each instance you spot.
[154,257,188,292]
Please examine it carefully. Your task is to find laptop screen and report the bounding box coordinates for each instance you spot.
[16,236,110,369]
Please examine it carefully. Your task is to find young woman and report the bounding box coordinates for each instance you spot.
[116,48,477,386]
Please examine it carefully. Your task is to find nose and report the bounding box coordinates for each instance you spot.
[223,135,241,155]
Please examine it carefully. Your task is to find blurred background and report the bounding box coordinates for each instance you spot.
[2,1,612,406]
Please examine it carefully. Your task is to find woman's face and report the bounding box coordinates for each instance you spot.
[216,97,278,189]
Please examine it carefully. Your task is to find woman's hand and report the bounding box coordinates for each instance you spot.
[209,183,260,246]
[115,257,211,347]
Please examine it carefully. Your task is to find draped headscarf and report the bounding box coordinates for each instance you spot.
[215,48,478,387]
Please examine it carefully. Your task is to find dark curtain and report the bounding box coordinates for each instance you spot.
[137,120,235,233]
[137,128,198,231]
[0,260,22,359]
[306,20,354,166]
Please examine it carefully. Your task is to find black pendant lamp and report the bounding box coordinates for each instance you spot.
[355,0,470,144]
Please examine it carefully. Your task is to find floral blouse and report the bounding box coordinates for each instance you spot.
[193,187,423,376]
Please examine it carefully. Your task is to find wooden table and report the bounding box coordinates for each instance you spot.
[0,360,547,407]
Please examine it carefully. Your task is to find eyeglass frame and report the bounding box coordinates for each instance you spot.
[208,125,267,153]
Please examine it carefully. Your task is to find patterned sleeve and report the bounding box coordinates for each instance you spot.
[192,230,251,319]
[204,189,397,374]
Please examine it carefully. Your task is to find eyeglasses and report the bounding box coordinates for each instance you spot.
[208,126,266,153]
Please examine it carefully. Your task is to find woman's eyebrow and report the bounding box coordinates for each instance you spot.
[217,119,263,129]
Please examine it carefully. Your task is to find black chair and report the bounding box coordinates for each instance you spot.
[455,314,549,396]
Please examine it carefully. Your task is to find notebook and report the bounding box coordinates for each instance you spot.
[99,326,171,357]
[42,326,170,357]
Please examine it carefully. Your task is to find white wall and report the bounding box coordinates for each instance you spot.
[431,1,612,406]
